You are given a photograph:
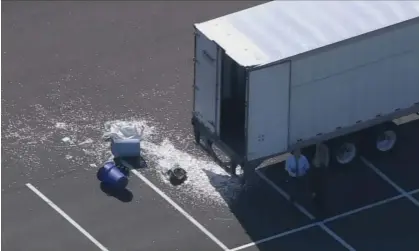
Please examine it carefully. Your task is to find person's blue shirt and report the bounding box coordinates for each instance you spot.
[285,155,310,177]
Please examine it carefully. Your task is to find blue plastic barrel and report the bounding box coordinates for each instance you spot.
[111,138,141,158]
[97,161,128,189]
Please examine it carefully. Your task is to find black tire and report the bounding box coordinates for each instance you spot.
[361,122,398,156]
[329,137,358,166]
[168,166,187,186]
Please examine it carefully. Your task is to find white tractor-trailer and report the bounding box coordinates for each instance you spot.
[191,1,419,184]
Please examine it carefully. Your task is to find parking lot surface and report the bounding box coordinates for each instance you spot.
[2,187,97,251]
[326,197,419,251]
[254,118,419,251]
[28,170,225,251]
[2,1,419,251]
[138,166,312,249]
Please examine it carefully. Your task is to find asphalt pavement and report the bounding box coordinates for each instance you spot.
[1,0,263,191]
[28,170,225,251]
[2,1,419,251]
[2,185,97,251]
[257,117,419,251]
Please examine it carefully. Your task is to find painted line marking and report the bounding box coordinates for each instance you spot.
[361,156,419,207]
[26,183,109,251]
[256,169,315,219]
[229,190,418,251]
[410,188,419,195]
[131,170,229,251]
[229,222,319,251]
[231,186,419,251]
[318,224,355,251]
[229,165,419,251]
[322,194,404,223]
[255,169,355,251]
[323,188,418,224]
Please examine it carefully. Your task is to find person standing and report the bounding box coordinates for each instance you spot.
[285,148,310,203]
[311,142,330,204]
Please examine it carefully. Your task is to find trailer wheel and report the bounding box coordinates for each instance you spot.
[331,141,358,165]
[375,129,397,153]
[359,122,399,157]
[367,122,398,154]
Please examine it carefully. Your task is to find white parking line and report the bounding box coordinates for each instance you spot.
[361,156,419,207]
[410,188,419,195]
[229,183,419,251]
[26,183,109,251]
[130,170,229,251]
[322,194,404,223]
[256,169,315,219]
[323,188,419,224]
[229,222,319,251]
[318,224,355,251]
[255,169,356,251]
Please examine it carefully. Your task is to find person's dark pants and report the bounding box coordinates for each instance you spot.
[310,166,326,205]
[288,175,309,203]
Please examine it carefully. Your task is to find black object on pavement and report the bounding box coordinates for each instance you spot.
[167,164,187,186]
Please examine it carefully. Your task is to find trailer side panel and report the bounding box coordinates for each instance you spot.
[289,20,419,145]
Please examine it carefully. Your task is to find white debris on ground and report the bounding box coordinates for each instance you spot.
[55,122,68,129]
[3,102,242,206]
[78,138,94,145]
[103,120,243,206]
[61,137,73,143]
[142,138,243,206]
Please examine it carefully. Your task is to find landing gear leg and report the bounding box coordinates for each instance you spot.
[241,161,262,190]
[205,139,216,159]
[230,161,238,176]
[193,128,200,145]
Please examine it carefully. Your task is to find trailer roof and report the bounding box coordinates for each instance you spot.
[195,1,419,67]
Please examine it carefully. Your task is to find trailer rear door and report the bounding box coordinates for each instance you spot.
[193,29,220,134]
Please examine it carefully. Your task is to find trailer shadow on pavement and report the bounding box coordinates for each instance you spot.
[248,117,419,251]
[261,159,398,219]
[360,118,419,192]
[202,169,316,250]
[261,118,419,220]
[203,170,352,251]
